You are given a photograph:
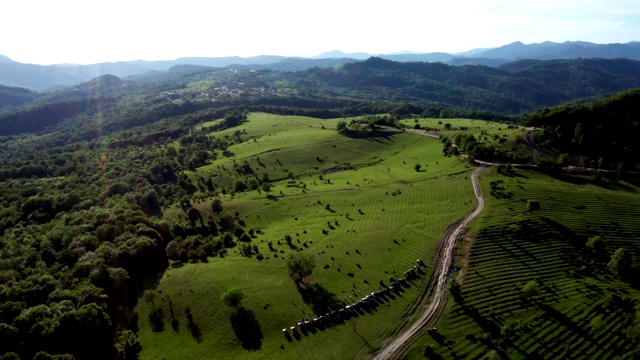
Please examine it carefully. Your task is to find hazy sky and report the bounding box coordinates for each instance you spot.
[2,0,639,65]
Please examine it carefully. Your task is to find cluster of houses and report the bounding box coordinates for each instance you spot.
[283,259,426,339]
[164,84,294,104]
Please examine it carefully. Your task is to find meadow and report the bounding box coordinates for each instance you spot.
[136,114,492,359]
[407,168,640,359]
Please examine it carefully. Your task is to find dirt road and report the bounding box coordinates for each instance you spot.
[373,126,538,359]
[524,127,538,165]
[373,166,488,360]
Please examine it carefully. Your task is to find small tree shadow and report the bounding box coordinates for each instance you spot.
[230,307,263,350]
[149,308,165,332]
[188,318,202,343]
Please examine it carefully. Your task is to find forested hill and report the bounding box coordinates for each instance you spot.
[299,57,640,114]
[3,57,640,123]
[0,85,40,111]
[522,89,640,171]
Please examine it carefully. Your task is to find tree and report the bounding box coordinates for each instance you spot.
[414,164,422,172]
[501,320,517,338]
[286,253,316,285]
[626,308,640,345]
[221,288,244,309]
[590,315,605,333]
[608,247,631,277]
[586,236,606,252]
[336,121,348,133]
[261,182,271,192]
[523,280,540,297]
[233,179,247,192]
[618,162,625,177]
[143,290,158,311]
[142,189,161,213]
[114,329,142,359]
[187,207,202,225]
[211,198,223,214]
[223,232,234,248]
[166,240,180,261]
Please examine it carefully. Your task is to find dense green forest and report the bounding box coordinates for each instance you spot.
[0,107,254,358]
[298,57,640,113]
[0,86,39,111]
[0,57,639,359]
[523,89,640,171]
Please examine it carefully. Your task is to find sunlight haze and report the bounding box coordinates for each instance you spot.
[2,0,639,65]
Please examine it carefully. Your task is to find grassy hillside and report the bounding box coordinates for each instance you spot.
[135,113,489,359]
[407,168,640,359]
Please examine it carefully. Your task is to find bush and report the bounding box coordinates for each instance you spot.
[221,288,244,309]
[586,236,606,252]
[608,247,631,277]
[233,179,247,192]
[523,280,540,297]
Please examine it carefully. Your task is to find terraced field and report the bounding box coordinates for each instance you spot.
[408,168,640,359]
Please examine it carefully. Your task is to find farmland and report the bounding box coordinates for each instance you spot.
[406,168,640,359]
[135,113,492,359]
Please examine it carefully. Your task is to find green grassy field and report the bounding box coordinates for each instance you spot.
[407,168,640,359]
[136,114,487,359]
[400,118,531,162]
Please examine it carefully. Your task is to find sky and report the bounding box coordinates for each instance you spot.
[2,0,639,65]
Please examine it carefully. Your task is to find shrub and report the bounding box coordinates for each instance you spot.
[523,280,540,297]
[586,236,606,252]
[221,288,244,309]
[232,179,247,192]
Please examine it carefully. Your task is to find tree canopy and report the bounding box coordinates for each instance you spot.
[221,288,245,309]
[608,248,632,277]
[286,253,316,285]
[211,198,223,214]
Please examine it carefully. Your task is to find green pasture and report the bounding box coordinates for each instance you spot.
[189,114,477,191]
[137,113,482,359]
[408,168,640,359]
[401,117,530,160]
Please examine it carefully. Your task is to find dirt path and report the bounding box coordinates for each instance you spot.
[373,166,488,360]
[372,127,539,359]
[524,127,538,165]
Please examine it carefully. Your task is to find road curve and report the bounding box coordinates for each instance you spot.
[373,166,488,360]
[524,127,539,165]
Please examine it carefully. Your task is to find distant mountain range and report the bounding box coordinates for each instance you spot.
[1,41,639,91]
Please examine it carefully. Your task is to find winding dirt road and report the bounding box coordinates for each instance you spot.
[524,127,539,165]
[373,166,488,360]
[373,127,538,359]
